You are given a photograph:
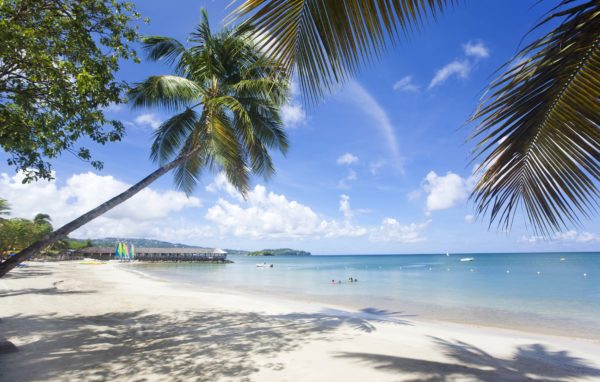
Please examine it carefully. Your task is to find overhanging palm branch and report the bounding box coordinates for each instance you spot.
[469,0,600,235]
[231,0,453,102]
[0,199,9,217]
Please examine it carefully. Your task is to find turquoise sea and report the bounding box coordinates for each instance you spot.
[130,252,600,338]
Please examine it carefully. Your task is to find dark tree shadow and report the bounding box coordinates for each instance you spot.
[0,288,96,298]
[336,336,600,381]
[0,306,411,381]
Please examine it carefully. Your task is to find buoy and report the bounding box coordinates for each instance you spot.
[584,273,588,277]
[537,271,541,275]
[428,267,432,271]
[506,270,510,274]
[470,269,474,272]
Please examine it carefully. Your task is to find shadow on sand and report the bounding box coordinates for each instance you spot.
[336,336,600,382]
[0,307,410,381]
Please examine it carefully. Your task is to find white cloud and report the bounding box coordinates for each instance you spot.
[423,171,475,213]
[369,159,386,175]
[0,171,203,239]
[463,41,490,59]
[205,186,365,239]
[519,231,599,244]
[134,113,162,130]
[104,103,123,113]
[393,76,420,92]
[370,219,430,243]
[343,80,403,170]
[464,214,476,224]
[281,103,306,128]
[554,230,599,243]
[337,169,358,189]
[205,172,245,202]
[204,178,425,242]
[337,153,359,165]
[428,60,471,89]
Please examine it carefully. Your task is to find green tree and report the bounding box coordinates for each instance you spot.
[0,217,51,253]
[0,0,142,181]
[0,199,9,218]
[0,9,288,276]
[33,213,52,227]
[233,0,600,234]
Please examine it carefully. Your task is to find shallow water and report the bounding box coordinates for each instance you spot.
[130,252,600,337]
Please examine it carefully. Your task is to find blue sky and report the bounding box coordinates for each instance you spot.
[1,0,599,254]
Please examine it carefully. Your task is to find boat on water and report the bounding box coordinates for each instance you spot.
[460,257,474,262]
[446,252,450,256]
[256,262,273,268]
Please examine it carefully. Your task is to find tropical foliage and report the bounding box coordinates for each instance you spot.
[0,0,142,181]
[470,1,600,234]
[0,9,289,276]
[129,9,289,195]
[0,216,53,253]
[0,198,9,218]
[232,0,453,101]
[233,0,600,234]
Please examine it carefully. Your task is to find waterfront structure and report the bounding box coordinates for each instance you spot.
[77,247,228,262]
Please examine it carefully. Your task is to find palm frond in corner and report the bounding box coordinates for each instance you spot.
[469,0,600,235]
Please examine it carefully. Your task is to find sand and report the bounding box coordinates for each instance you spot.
[1,261,600,382]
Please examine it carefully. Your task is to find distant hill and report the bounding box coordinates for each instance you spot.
[83,238,302,256]
[247,248,311,256]
[90,237,196,248]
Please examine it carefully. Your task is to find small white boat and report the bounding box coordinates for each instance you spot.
[445,252,450,257]
[256,262,273,268]
[460,257,474,262]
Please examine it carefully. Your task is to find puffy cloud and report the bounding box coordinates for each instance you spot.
[281,103,306,128]
[393,76,420,92]
[463,41,490,59]
[134,113,162,130]
[423,171,474,213]
[204,180,425,242]
[464,214,476,224]
[205,186,365,239]
[0,171,202,239]
[370,219,430,243]
[337,153,359,165]
[428,60,471,89]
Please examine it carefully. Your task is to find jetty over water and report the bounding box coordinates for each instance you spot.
[77,247,228,262]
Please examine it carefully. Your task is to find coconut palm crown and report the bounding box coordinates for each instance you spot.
[129,9,289,196]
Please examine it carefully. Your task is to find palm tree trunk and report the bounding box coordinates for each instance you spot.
[0,154,192,277]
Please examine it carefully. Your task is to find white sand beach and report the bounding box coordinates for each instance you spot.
[1,262,600,382]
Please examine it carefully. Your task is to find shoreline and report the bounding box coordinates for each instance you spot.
[2,261,600,381]
[124,261,600,342]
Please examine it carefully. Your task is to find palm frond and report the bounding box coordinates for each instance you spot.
[470,0,600,235]
[142,36,187,66]
[151,108,199,164]
[129,75,202,111]
[231,0,452,102]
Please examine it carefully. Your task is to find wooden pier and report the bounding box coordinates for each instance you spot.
[76,247,228,262]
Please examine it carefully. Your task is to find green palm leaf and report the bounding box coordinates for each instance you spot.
[470,0,600,235]
[231,0,452,101]
[129,75,202,111]
[151,108,199,164]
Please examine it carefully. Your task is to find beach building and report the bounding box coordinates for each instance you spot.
[76,247,228,262]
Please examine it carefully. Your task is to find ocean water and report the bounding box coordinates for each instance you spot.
[130,252,600,337]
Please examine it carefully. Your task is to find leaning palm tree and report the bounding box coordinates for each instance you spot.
[0,9,289,277]
[232,0,599,234]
